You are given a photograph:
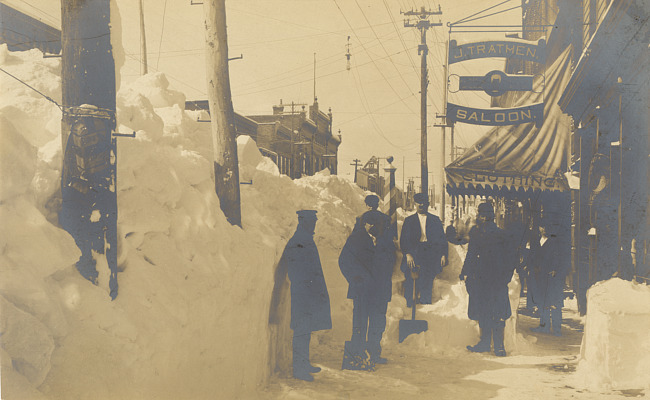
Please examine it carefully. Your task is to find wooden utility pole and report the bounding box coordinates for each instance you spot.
[434,39,451,226]
[350,158,361,183]
[60,0,119,299]
[204,0,241,227]
[404,6,442,198]
[139,0,148,75]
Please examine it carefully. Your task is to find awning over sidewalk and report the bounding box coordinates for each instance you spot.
[446,46,574,198]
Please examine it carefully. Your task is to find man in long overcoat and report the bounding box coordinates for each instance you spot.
[280,210,332,381]
[400,193,447,306]
[530,220,568,335]
[460,202,516,357]
[339,208,395,366]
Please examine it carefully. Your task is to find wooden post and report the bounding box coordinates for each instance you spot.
[139,0,148,75]
[60,0,119,299]
[204,0,242,227]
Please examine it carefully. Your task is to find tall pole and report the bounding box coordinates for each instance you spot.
[350,158,361,183]
[440,39,449,226]
[420,27,428,198]
[313,52,317,102]
[404,6,442,199]
[61,0,119,299]
[617,78,623,276]
[385,161,398,239]
[204,0,241,227]
[139,0,148,75]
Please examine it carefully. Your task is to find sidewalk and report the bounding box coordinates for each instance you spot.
[262,296,641,399]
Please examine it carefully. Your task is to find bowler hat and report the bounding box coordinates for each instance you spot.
[413,193,429,205]
[477,202,494,216]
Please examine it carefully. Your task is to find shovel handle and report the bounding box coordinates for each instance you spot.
[412,266,419,320]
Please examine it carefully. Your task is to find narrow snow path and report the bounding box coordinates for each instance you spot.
[262,299,644,399]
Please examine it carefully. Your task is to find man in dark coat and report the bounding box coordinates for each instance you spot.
[460,202,516,357]
[280,210,332,381]
[530,220,569,335]
[339,207,395,366]
[400,193,447,307]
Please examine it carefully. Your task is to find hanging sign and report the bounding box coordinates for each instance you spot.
[449,39,546,65]
[447,102,543,127]
[459,70,533,97]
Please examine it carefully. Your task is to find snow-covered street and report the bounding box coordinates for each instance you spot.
[2,1,650,395]
[264,300,643,399]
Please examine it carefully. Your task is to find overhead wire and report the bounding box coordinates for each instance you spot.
[354,0,419,100]
[333,0,419,115]
[349,61,417,150]
[235,44,416,97]
[156,0,168,69]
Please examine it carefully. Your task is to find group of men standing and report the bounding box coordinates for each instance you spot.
[278,194,519,382]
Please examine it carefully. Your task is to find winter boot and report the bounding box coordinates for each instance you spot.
[531,307,551,333]
[367,340,387,365]
[467,322,492,353]
[493,324,506,357]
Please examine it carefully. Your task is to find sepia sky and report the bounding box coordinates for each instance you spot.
[4,0,523,189]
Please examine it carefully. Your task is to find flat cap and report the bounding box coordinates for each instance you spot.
[413,193,429,205]
[477,202,495,216]
[296,209,318,218]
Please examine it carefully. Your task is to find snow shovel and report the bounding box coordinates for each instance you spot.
[399,268,428,343]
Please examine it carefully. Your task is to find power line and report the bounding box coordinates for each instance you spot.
[156,0,169,69]
[0,67,61,109]
[350,64,415,151]
[333,0,418,115]
[235,44,417,97]
[354,0,418,98]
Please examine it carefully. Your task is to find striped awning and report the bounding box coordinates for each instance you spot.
[446,45,574,198]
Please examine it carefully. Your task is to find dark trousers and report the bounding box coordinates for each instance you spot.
[477,319,505,351]
[292,331,312,374]
[403,242,439,305]
[351,298,388,358]
[539,305,562,333]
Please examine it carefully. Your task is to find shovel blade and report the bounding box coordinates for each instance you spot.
[399,319,428,343]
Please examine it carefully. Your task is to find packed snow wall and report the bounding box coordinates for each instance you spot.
[0,45,368,399]
[0,45,523,399]
[575,278,650,391]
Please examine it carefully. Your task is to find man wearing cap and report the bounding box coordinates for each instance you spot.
[530,219,568,335]
[280,210,332,381]
[339,206,395,368]
[460,202,517,357]
[399,193,447,307]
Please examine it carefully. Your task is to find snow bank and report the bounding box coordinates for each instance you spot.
[0,45,525,399]
[383,239,521,355]
[0,46,368,399]
[574,278,650,391]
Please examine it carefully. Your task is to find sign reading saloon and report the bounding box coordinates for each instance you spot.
[449,39,546,65]
[447,102,543,127]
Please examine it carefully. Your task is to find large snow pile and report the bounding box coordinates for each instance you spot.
[574,278,650,391]
[382,243,522,355]
[0,44,521,399]
[0,44,367,399]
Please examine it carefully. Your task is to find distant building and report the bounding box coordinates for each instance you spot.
[185,98,341,179]
[0,3,61,54]
[355,157,386,196]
